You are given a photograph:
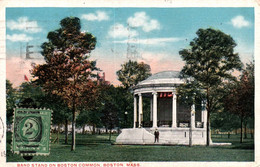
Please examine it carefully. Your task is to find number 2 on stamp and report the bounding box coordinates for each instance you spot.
[20,117,40,140]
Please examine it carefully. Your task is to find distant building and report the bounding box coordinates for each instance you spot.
[97,72,110,85]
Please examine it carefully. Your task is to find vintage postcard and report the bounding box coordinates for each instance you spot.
[0,0,259,167]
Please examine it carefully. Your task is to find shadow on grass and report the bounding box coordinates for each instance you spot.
[231,142,254,150]
[77,139,111,144]
[52,133,115,147]
[212,134,254,150]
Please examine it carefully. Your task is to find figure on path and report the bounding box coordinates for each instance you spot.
[154,129,159,143]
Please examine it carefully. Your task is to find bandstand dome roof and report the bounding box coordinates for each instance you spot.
[133,71,185,90]
[146,71,180,80]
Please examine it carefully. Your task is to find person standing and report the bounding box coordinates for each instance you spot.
[154,129,159,143]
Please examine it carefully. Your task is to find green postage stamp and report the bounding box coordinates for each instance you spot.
[12,108,52,156]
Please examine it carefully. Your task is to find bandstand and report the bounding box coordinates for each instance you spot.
[116,71,209,145]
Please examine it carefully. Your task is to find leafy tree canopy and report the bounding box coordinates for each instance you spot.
[116,60,151,89]
[31,16,98,109]
[224,62,254,119]
[180,28,242,88]
[211,111,240,132]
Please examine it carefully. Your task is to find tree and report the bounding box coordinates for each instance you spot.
[76,82,103,135]
[116,60,151,89]
[76,110,100,135]
[224,62,254,143]
[41,93,71,144]
[6,80,17,125]
[31,17,98,151]
[108,86,134,129]
[16,82,45,110]
[87,109,102,134]
[211,111,240,138]
[99,85,120,137]
[247,116,254,139]
[101,99,119,140]
[179,28,242,146]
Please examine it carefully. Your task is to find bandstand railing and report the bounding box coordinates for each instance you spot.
[134,121,204,128]
[158,121,172,127]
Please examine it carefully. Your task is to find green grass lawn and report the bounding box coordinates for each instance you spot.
[6,132,254,162]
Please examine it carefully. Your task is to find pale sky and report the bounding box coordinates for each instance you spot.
[6,8,254,87]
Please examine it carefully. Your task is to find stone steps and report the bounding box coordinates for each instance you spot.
[116,128,211,145]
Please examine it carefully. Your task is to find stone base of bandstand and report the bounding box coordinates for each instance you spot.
[115,128,231,146]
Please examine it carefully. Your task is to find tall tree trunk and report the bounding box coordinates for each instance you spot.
[240,116,243,143]
[206,88,211,146]
[57,124,60,144]
[71,103,76,151]
[244,121,247,139]
[206,114,211,146]
[109,129,112,141]
[82,124,85,134]
[92,124,96,135]
[65,119,68,144]
[228,132,230,139]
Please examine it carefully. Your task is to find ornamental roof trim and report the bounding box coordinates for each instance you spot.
[133,71,185,90]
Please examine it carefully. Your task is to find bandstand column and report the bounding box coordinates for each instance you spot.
[172,93,177,128]
[133,95,137,128]
[138,93,143,128]
[191,103,195,129]
[189,102,195,146]
[202,100,207,129]
[201,110,204,123]
[150,97,153,122]
[152,92,158,128]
